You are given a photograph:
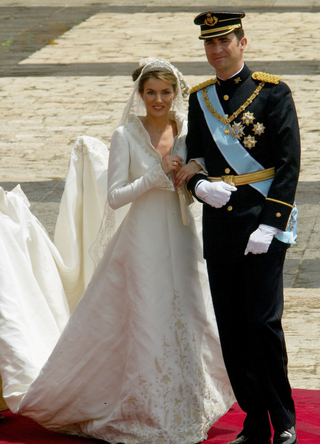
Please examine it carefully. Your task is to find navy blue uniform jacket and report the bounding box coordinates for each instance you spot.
[186,64,300,261]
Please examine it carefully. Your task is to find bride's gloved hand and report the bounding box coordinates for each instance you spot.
[244,224,279,255]
[195,180,237,208]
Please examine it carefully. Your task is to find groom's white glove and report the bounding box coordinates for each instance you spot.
[244,224,279,255]
[195,180,237,208]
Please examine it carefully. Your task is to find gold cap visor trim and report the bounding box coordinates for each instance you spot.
[199,24,241,39]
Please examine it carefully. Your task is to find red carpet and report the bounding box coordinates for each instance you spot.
[206,389,320,444]
[0,389,319,443]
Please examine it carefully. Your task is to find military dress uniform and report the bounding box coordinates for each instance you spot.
[186,63,300,438]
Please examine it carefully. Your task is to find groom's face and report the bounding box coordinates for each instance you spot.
[204,32,247,79]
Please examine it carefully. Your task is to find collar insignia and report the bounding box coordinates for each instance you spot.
[234,76,241,84]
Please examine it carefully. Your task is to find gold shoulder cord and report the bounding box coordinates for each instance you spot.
[252,71,281,84]
[202,82,265,134]
[189,78,217,94]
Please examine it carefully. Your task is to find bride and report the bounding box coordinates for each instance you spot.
[0,58,234,443]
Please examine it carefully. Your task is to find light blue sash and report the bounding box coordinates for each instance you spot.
[197,84,273,197]
[197,84,297,244]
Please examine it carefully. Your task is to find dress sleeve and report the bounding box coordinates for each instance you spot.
[260,82,301,230]
[108,127,173,210]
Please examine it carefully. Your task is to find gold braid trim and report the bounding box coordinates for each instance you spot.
[252,72,281,84]
[202,82,265,128]
[265,197,294,208]
[189,78,217,94]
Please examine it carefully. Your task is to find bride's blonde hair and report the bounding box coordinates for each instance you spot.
[131,67,178,94]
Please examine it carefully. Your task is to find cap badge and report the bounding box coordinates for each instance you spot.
[204,14,218,27]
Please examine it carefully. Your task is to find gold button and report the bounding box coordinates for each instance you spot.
[227,206,233,211]
[276,212,281,218]
[225,168,230,174]
[223,95,229,101]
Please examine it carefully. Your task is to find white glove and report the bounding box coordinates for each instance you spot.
[195,180,237,208]
[244,224,279,255]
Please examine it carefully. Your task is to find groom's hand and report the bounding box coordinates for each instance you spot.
[244,224,279,255]
[195,180,237,208]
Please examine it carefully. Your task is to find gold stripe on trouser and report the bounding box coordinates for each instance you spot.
[207,167,275,186]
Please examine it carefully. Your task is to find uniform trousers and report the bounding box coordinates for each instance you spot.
[206,246,296,436]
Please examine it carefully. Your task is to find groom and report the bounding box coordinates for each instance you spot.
[185,10,300,444]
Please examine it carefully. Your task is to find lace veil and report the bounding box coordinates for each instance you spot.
[118,57,189,127]
[90,58,190,269]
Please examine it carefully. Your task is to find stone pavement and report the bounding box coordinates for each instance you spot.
[0,1,319,390]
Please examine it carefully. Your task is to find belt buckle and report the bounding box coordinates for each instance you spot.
[222,175,235,186]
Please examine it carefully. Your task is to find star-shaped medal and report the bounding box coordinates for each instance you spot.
[243,135,257,149]
[253,122,265,136]
[230,121,245,140]
[242,111,255,126]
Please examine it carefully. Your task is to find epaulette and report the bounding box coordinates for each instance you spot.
[189,78,217,94]
[252,72,281,85]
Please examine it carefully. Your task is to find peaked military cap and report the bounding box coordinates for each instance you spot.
[194,11,245,39]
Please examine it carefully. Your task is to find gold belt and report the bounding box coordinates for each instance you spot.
[207,167,275,186]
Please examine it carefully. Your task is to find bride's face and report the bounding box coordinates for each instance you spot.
[140,78,176,119]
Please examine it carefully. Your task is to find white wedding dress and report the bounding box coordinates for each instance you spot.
[0,112,234,444]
